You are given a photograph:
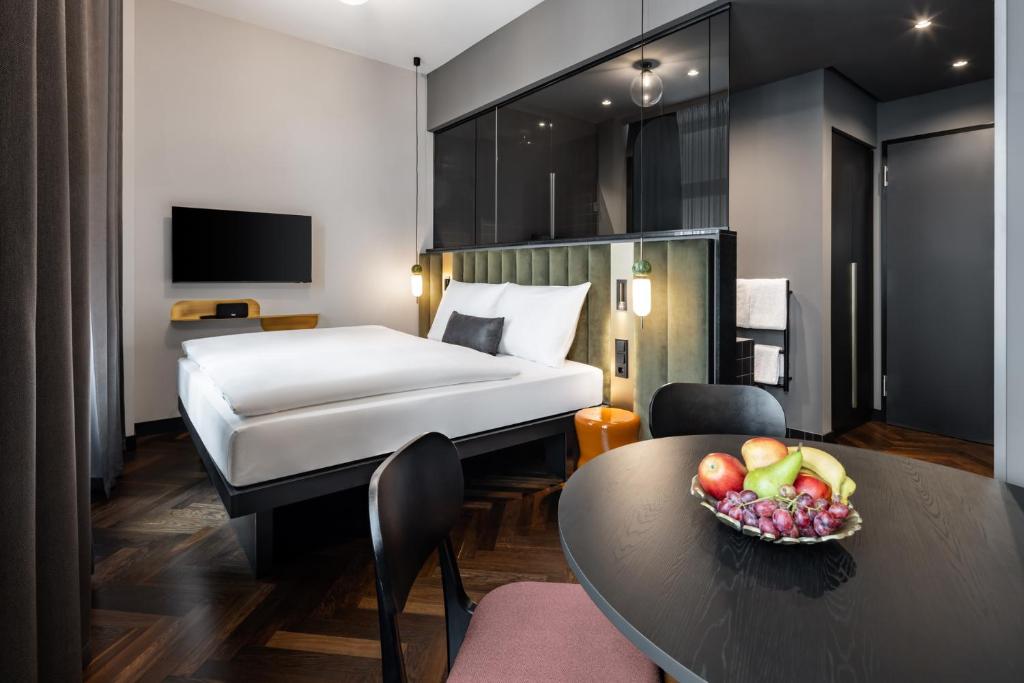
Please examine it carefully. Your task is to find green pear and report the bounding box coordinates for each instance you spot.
[743,449,803,499]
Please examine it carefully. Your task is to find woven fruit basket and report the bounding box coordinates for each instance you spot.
[690,475,863,545]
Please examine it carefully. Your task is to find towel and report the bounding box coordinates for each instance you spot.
[754,343,783,385]
[744,278,788,330]
[736,280,751,328]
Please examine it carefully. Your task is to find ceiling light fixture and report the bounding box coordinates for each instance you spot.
[688,68,700,77]
[630,60,663,108]
[914,18,932,29]
[538,121,547,127]
[953,59,969,68]
[632,0,652,320]
[601,98,613,106]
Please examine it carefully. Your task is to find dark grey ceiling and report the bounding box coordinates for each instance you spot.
[730,0,994,101]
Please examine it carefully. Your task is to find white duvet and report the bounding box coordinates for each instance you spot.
[181,325,521,417]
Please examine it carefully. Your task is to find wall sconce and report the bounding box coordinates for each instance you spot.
[616,279,628,311]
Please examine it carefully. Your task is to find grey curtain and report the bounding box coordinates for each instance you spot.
[0,0,122,679]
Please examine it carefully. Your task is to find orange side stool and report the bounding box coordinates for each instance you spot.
[574,407,640,469]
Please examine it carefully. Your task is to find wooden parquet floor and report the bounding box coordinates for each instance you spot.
[87,433,575,682]
[835,420,994,477]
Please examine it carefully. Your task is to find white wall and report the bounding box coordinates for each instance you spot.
[127,0,429,425]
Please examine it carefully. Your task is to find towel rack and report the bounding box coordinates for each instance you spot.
[737,280,792,392]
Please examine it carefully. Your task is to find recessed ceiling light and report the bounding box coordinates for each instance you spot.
[538,121,546,127]
[953,59,969,68]
[687,68,700,77]
[914,18,932,29]
[601,98,613,106]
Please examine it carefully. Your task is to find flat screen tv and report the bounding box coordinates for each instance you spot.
[172,206,312,283]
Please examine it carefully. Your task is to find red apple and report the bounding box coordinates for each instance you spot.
[698,452,747,501]
[740,437,789,470]
[794,473,831,500]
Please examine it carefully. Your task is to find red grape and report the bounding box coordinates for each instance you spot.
[794,508,812,528]
[716,499,732,514]
[757,518,779,536]
[778,485,797,499]
[753,499,778,517]
[772,509,795,532]
[726,491,742,505]
[812,498,829,512]
[828,502,850,520]
[739,489,758,504]
[817,511,836,530]
[795,493,813,509]
[728,506,745,521]
[782,526,799,539]
[799,525,817,538]
[812,515,833,537]
[742,509,759,527]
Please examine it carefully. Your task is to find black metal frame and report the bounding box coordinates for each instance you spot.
[180,398,579,576]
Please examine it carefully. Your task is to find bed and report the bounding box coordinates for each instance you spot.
[180,297,604,576]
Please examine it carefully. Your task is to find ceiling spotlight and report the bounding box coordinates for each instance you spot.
[601,98,613,106]
[952,59,969,68]
[687,68,700,77]
[914,18,932,29]
[538,121,546,127]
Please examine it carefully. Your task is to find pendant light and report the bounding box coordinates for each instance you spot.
[632,0,652,319]
[630,59,663,108]
[410,56,424,299]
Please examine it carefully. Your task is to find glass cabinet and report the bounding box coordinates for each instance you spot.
[433,9,729,248]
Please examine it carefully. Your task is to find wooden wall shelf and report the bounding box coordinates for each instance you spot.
[170,299,318,332]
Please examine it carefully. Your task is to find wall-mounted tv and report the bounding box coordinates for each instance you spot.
[172,206,312,283]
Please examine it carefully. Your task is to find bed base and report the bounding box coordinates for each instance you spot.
[179,399,580,576]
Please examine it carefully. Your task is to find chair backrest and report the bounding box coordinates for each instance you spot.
[648,382,787,439]
[368,432,474,683]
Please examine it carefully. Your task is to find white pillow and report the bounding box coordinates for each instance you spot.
[496,282,591,367]
[428,280,509,340]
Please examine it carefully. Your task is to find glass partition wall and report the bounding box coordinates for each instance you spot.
[433,10,728,249]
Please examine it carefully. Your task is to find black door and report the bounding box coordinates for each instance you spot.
[831,130,874,434]
[884,127,994,443]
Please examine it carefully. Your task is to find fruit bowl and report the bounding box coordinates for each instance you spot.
[690,475,863,545]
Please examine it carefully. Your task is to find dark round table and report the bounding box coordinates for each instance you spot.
[558,435,1024,683]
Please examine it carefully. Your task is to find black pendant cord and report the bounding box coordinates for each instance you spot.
[638,0,645,261]
[413,56,420,264]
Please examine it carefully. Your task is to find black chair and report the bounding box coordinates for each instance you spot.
[648,382,787,439]
[368,432,659,683]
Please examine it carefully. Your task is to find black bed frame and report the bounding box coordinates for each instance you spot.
[179,398,579,576]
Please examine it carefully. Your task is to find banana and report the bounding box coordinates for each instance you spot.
[839,476,856,503]
[788,446,846,497]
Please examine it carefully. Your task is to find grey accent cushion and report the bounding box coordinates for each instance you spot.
[442,311,504,355]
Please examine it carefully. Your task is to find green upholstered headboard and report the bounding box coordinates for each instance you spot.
[634,240,712,437]
[418,234,735,435]
[418,244,612,402]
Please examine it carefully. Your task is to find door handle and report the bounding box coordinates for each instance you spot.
[549,172,556,239]
[850,262,857,409]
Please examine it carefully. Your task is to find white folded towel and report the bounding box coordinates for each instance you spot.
[743,278,788,330]
[736,280,751,328]
[754,343,783,385]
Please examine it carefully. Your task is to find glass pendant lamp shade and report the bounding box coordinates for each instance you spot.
[410,264,423,298]
[630,65,663,108]
[632,259,652,317]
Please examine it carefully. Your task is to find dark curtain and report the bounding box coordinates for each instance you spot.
[628,92,730,232]
[0,0,122,679]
